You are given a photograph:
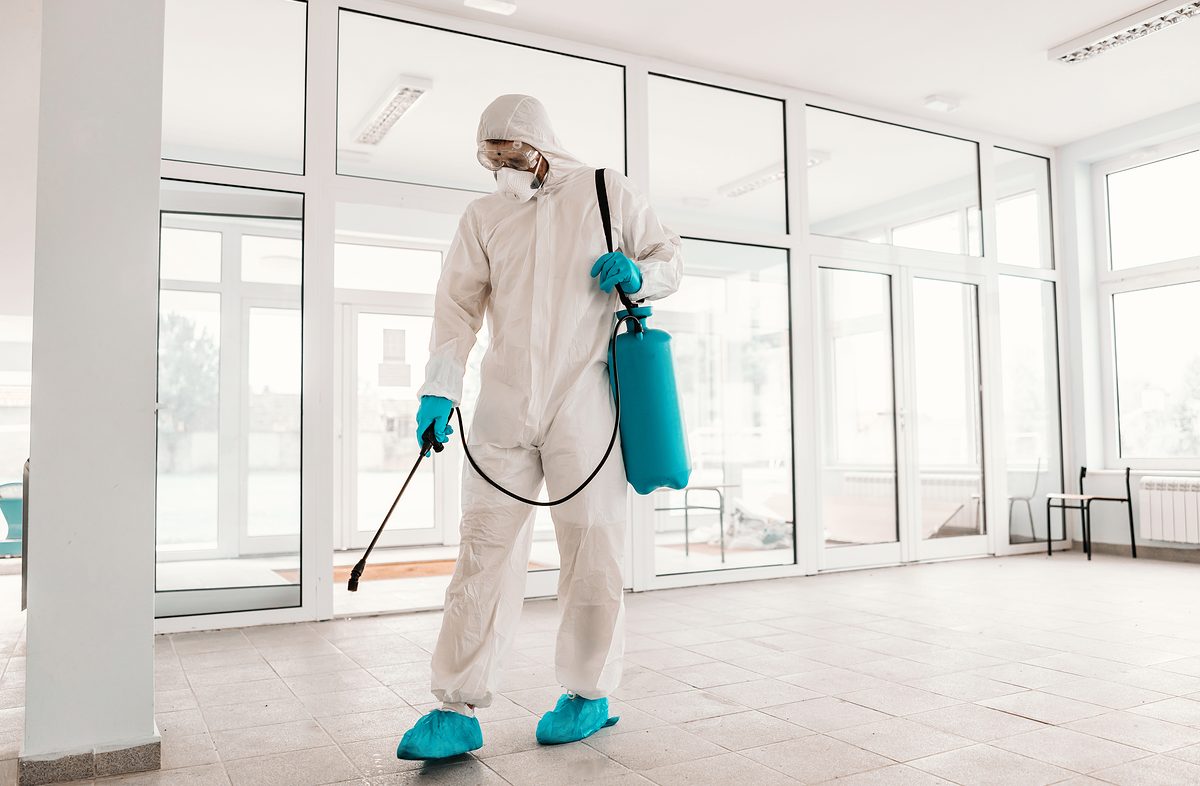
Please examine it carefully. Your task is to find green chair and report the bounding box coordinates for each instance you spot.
[0,482,22,558]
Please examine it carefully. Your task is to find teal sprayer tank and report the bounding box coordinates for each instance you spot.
[610,305,691,494]
[594,167,691,494]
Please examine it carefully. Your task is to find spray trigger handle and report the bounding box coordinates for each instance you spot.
[422,423,446,456]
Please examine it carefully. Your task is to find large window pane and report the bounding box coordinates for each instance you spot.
[1114,281,1200,458]
[1107,149,1200,270]
[913,278,985,539]
[246,307,301,539]
[995,148,1053,269]
[335,243,442,294]
[999,277,1064,543]
[242,234,302,285]
[337,10,624,190]
[354,314,434,536]
[160,226,222,282]
[162,0,306,173]
[818,269,898,547]
[652,241,793,575]
[156,180,303,605]
[807,107,982,257]
[157,291,221,550]
[648,76,786,235]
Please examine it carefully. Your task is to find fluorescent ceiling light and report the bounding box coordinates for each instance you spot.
[720,162,786,198]
[464,0,517,15]
[1049,1,1200,63]
[923,95,958,113]
[718,155,829,198]
[354,76,432,146]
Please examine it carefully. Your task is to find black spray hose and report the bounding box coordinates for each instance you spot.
[347,424,444,592]
[454,311,642,508]
[348,301,643,590]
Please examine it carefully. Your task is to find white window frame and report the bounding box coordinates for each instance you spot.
[155,0,1066,630]
[1092,132,1200,471]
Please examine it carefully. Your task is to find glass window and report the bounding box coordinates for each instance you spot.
[1113,281,1200,458]
[892,212,963,256]
[156,290,221,550]
[817,268,898,547]
[160,226,222,282]
[246,307,301,539]
[156,180,303,604]
[648,76,787,235]
[912,278,985,539]
[336,10,624,191]
[353,313,435,537]
[806,107,982,257]
[995,148,1052,268]
[1107,149,1200,270]
[335,243,442,294]
[162,0,306,173]
[999,277,1064,544]
[242,233,302,285]
[651,240,794,575]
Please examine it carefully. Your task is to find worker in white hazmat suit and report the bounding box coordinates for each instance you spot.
[396,94,683,760]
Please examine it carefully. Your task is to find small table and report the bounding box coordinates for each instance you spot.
[654,485,739,563]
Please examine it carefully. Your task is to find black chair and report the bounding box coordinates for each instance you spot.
[1046,467,1136,560]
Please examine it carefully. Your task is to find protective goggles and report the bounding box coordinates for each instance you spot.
[477,139,542,172]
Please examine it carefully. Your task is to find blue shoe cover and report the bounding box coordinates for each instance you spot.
[396,708,483,760]
[535,693,619,745]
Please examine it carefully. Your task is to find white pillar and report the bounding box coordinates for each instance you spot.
[24,0,164,780]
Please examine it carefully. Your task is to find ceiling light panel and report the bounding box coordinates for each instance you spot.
[1050,1,1200,63]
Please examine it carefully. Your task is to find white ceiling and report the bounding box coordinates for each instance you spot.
[403,0,1200,146]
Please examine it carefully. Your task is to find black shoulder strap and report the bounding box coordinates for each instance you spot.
[595,168,614,254]
[594,168,639,311]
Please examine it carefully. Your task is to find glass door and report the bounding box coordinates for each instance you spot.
[816,264,904,570]
[906,274,987,561]
[816,259,988,569]
[155,180,304,618]
[341,307,439,550]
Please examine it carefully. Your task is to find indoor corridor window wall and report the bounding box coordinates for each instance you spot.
[333,8,627,606]
[999,277,1064,543]
[993,147,1064,544]
[650,241,795,574]
[817,268,898,548]
[806,106,982,257]
[646,75,794,576]
[912,278,986,542]
[155,180,303,617]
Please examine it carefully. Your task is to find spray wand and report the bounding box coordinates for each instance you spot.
[347,424,444,592]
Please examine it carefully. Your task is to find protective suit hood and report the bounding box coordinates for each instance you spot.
[477,94,586,192]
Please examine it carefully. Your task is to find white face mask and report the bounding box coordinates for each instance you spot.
[495,167,540,203]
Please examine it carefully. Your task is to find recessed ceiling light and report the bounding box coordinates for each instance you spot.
[1049,1,1200,63]
[923,95,958,113]
[464,0,517,15]
[354,77,432,146]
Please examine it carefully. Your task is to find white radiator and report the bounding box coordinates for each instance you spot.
[1139,477,1200,544]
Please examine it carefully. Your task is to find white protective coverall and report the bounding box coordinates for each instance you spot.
[419,95,683,708]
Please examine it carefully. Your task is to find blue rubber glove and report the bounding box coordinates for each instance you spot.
[415,395,454,455]
[590,251,642,295]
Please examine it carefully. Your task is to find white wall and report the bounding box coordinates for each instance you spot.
[1057,101,1200,551]
[0,0,40,318]
[25,0,165,759]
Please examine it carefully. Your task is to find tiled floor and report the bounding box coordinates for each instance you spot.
[9,551,1200,784]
